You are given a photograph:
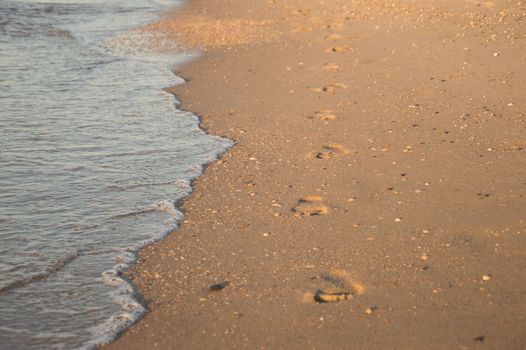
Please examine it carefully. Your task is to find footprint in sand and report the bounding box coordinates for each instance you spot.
[301,270,365,303]
[292,196,329,217]
[480,1,496,8]
[291,27,313,33]
[325,46,352,53]
[325,21,344,30]
[313,109,337,121]
[324,33,345,41]
[313,83,347,93]
[322,62,340,72]
[288,8,312,16]
[323,83,347,93]
[307,143,352,159]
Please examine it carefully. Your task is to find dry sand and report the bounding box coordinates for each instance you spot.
[108,0,526,348]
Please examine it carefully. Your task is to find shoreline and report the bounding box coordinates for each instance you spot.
[109,0,526,348]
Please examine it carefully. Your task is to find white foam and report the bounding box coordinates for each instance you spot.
[175,178,191,190]
[154,199,179,215]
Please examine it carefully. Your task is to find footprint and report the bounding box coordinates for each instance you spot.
[308,270,364,304]
[292,196,329,217]
[313,83,348,93]
[325,46,352,53]
[323,83,347,93]
[322,62,340,71]
[307,143,352,159]
[288,8,312,16]
[314,110,337,121]
[480,1,496,8]
[325,33,344,41]
[314,290,353,302]
[325,21,344,30]
[291,27,313,33]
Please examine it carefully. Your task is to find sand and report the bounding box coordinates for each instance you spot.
[108,0,526,349]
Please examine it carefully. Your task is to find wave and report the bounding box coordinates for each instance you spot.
[0,5,75,39]
[0,251,80,294]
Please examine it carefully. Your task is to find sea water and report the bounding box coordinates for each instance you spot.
[0,0,232,348]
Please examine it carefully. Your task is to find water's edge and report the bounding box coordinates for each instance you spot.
[0,1,234,348]
[104,56,234,348]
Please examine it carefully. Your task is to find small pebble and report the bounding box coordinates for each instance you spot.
[364,306,377,315]
[394,217,402,222]
[209,281,230,291]
[474,335,485,342]
[482,274,492,282]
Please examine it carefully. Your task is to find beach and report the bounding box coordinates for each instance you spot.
[108,0,526,348]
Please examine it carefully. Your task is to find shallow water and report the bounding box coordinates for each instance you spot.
[0,1,232,348]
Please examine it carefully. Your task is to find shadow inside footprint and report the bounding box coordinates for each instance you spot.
[311,270,364,304]
[292,196,329,217]
[314,290,354,303]
[308,143,352,159]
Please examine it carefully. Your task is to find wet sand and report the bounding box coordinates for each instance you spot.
[108,0,526,348]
